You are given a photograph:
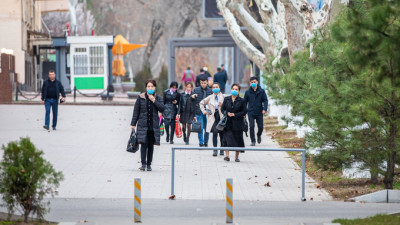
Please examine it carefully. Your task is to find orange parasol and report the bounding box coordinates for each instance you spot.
[112,35,147,76]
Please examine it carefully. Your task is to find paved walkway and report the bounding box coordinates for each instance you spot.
[0,104,330,201]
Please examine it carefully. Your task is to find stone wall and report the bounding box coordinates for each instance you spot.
[0,53,15,104]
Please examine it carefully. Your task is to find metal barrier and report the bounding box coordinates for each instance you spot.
[171,147,307,201]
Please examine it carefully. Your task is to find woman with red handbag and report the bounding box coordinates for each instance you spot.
[163,82,180,144]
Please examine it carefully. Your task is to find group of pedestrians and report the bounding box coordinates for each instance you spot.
[129,74,268,171]
[39,69,268,172]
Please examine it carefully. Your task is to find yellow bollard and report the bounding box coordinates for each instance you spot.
[134,178,141,223]
[226,178,233,223]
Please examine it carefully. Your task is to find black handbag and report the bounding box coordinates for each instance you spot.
[216,112,227,131]
[243,117,249,137]
[192,121,202,133]
[126,130,139,153]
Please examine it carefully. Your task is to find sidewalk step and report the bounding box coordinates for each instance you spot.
[264,125,287,132]
[59,222,97,225]
[264,119,279,125]
[271,129,298,139]
[277,137,305,148]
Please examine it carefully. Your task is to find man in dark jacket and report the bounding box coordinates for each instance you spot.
[193,77,213,147]
[195,68,208,87]
[41,70,66,131]
[244,76,268,146]
[214,67,228,93]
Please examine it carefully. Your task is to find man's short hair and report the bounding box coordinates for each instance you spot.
[187,67,191,70]
[48,69,55,74]
[199,76,208,82]
[217,67,221,72]
[250,76,258,82]
[200,68,204,72]
[221,64,224,67]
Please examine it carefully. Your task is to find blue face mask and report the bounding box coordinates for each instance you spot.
[231,90,238,96]
[147,89,155,95]
[251,83,257,88]
[213,88,220,94]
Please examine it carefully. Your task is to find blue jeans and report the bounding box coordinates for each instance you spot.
[44,99,58,128]
[196,114,209,145]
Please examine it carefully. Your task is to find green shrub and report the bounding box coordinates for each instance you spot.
[0,137,64,222]
[157,65,168,95]
[134,63,153,93]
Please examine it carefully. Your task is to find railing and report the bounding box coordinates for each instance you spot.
[171,146,307,201]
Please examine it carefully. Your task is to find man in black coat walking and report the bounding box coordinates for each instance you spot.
[214,67,228,93]
[195,68,208,87]
[41,70,66,131]
[244,76,268,146]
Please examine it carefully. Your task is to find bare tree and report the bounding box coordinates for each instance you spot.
[143,19,165,67]
[216,0,343,69]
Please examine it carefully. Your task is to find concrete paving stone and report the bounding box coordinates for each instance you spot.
[0,104,331,201]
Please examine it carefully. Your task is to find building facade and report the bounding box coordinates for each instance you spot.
[0,0,68,91]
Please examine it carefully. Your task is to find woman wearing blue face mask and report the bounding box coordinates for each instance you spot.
[221,83,247,162]
[131,80,165,171]
[200,82,225,156]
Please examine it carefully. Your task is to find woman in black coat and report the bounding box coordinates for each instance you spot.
[221,83,247,162]
[131,80,164,171]
[163,81,180,144]
[179,82,196,145]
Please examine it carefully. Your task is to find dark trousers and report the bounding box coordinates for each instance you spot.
[44,99,58,128]
[165,117,176,141]
[182,123,191,141]
[213,131,224,154]
[141,130,155,165]
[248,114,263,143]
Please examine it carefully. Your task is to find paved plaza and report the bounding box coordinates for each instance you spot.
[1,104,400,224]
[0,104,329,201]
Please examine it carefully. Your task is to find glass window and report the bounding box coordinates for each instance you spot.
[89,46,104,75]
[73,54,88,75]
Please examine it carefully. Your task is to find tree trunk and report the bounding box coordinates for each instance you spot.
[384,116,397,189]
[143,19,164,68]
[370,170,379,184]
[384,151,396,189]
[24,210,29,223]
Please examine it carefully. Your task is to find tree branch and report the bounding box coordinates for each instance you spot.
[217,0,267,69]
[226,0,271,55]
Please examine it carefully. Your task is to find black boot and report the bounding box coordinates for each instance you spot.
[139,164,146,171]
[183,133,187,143]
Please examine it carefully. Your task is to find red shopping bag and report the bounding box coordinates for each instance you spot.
[175,118,182,138]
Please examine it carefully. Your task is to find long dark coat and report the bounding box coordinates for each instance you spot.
[163,89,180,120]
[131,92,165,145]
[221,96,247,131]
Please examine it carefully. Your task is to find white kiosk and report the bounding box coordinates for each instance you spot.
[67,36,114,93]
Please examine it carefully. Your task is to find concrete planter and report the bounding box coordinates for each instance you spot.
[100,92,114,101]
[121,82,136,93]
[127,91,140,99]
[113,83,123,93]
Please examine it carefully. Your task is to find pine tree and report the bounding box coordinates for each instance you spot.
[265,0,400,188]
